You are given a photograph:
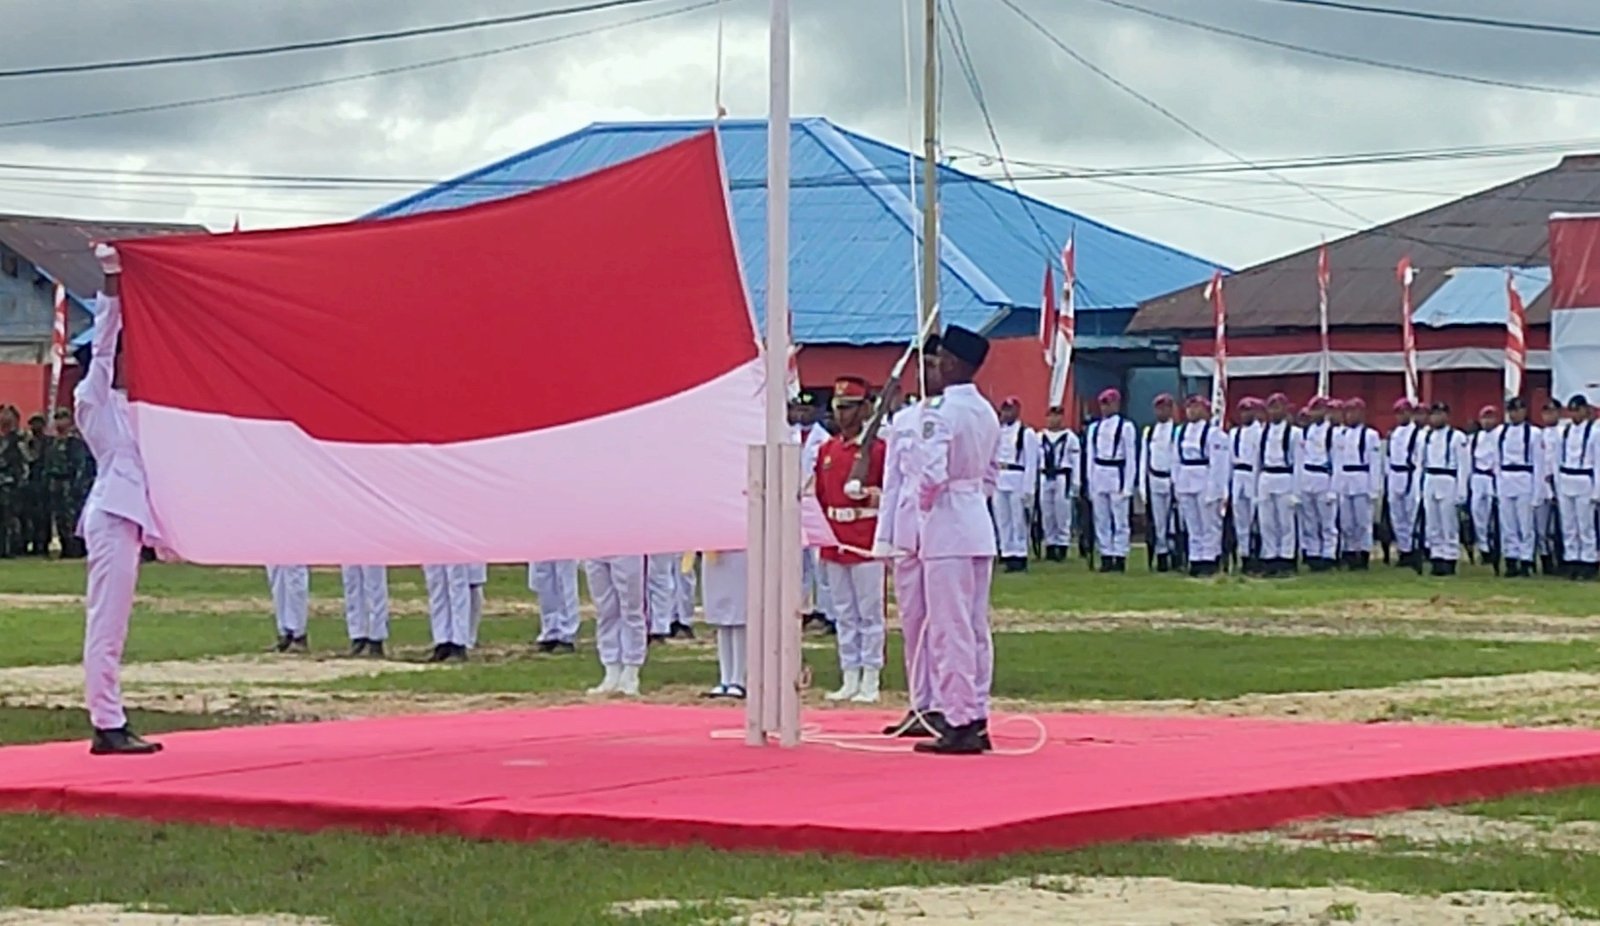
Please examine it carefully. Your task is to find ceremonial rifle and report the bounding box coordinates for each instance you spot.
[1488,496,1502,576]
[844,312,941,493]
[1411,474,1428,575]
[1376,492,1394,565]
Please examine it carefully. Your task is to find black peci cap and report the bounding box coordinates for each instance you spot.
[940,325,990,369]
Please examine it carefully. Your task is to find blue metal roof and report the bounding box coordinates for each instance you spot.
[1413,266,1550,328]
[369,118,1224,345]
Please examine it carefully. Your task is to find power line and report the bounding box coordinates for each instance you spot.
[0,0,678,80]
[1244,0,1600,40]
[996,0,1376,229]
[1086,0,1600,100]
[0,0,718,132]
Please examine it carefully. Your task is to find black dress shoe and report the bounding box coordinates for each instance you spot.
[647,633,669,646]
[426,643,451,663]
[914,719,992,755]
[536,639,558,654]
[670,621,696,640]
[90,727,163,756]
[550,641,576,655]
[365,640,385,658]
[1156,554,1171,573]
[348,638,370,657]
[445,644,469,662]
[287,635,309,654]
[883,710,946,738]
[274,633,292,653]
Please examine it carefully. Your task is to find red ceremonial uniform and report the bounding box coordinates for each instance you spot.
[815,434,887,566]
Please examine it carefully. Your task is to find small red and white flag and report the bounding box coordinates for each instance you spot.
[1039,263,1057,365]
[112,133,763,565]
[1316,241,1331,398]
[1046,233,1077,409]
[48,283,67,415]
[1506,269,1527,400]
[1204,269,1227,422]
[1397,256,1419,404]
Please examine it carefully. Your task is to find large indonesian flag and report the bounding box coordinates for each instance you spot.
[1549,213,1600,404]
[113,132,764,565]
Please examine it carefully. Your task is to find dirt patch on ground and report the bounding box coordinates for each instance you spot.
[0,592,556,619]
[1010,670,1600,725]
[1186,808,1600,855]
[615,876,1586,924]
[0,908,323,926]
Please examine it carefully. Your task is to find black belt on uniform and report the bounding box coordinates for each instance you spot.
[1179,458,1208,467]
[1001,463,1026,471]
[1503,464,1533,473]
[1148,467,1171,479]
[1561,466,1594,477]
[1426,467,1456,476]
[1389,465,1414,473]
[1303,463,1332,474]
[1043,469,1072,479]
[1262,465,1293,475]
[1233,462,1254,472]
[1473,468,1494,476]
[1342,465,1369,472]
[1094,458,1126,469]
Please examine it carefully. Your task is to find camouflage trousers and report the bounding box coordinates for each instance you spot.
[48,481,85,559]
[0,488,17,558]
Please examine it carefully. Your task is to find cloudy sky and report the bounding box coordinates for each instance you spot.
[4,0,1600,268]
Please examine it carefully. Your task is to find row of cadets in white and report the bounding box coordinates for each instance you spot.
[1138,407,1178,559]
[1330,417,1383,557]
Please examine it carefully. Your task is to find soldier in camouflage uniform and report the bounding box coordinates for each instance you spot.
[21,414,51,555]
[48,409,91,559]
[0,406,23,558]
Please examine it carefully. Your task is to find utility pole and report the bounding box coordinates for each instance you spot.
[920,0,940,333]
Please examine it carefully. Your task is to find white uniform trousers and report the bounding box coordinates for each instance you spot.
[644,552,680,635]
[466,565,486,649]
[1258,491,1298,561]
[586,556,647,667]
[822,559,886,671]
[340,565,389,641]
[1470,476,1497,555]
[529,560,581,644]
[1298,492,1339,559]
[1231,493,1258,559]
[83,508,141,731]
[1040,478,1072,546]
[1148,480,1176,554]
[1177,494,1223,562]
[700,551,746,687]
[422,564,472,647]
[1559,494,1599,564]
[1499,493,1536,562]
[1387,485,1417,554]
[676,554,699,625]
[267,565,310,637]
[993,489,1028,558]
[892,554,935,711]
[924,557,994,728]
[1091,492,1132,557]
[1425,493,1462,562]
[1338,494,1374,554]
[801,547,831,616]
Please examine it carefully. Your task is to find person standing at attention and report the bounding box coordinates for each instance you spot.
[76,244,170,755]
[915,326,1002,756]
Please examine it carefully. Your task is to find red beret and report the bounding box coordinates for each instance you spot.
[1479,404,1500,418]
[1152,392,1174,407]
[1099,388,1122,404]
[1267,393,1290,406]
[1001,395,1021,409]
[1392,397,1413,412]
[832,377,869,401]
[1346,397,1366,410]
[1308,396,1329,411]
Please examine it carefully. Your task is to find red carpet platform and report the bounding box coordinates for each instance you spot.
[5,704,1600,858]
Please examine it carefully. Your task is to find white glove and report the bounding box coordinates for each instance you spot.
[1325,491,1339,503]
[843,478,866,500]
[94,243,121,275]
[869,541,897,559]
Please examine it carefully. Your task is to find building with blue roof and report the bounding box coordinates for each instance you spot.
[370,117,1224,422]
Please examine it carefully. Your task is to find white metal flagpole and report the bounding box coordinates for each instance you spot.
[747,0,801,748]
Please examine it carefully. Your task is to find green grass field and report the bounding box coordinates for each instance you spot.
[3,558,1600,924]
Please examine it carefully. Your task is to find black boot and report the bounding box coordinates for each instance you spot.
[914,719,991,755]
[90,727,163,756]
[1541,554,1555,575]
[1156,554,1171,573]
[366,640,386,658]
[427,643,451,663]
[348,638,369,657]
[1113,556,1128,573]
[1430,558,1446,576]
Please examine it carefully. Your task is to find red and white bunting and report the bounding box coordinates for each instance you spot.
[1047,233,1077,409]
[1316,242,1331,398]
[48,284,67,415]
[1204,269,1227,422]
[1506,269,1527,399]
[1397,256,1419,404]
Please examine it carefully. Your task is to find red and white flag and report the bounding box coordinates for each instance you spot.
[1397,256,1419,404]
[1046,233,1077,409]
[48,283,67,415]
[1316,242,1331,398]
[112,133,764,565]
[1505,270,1527,400]
[1204,269,1226,422]
[1039,263,1057,365]
[1549,213,1600,405]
